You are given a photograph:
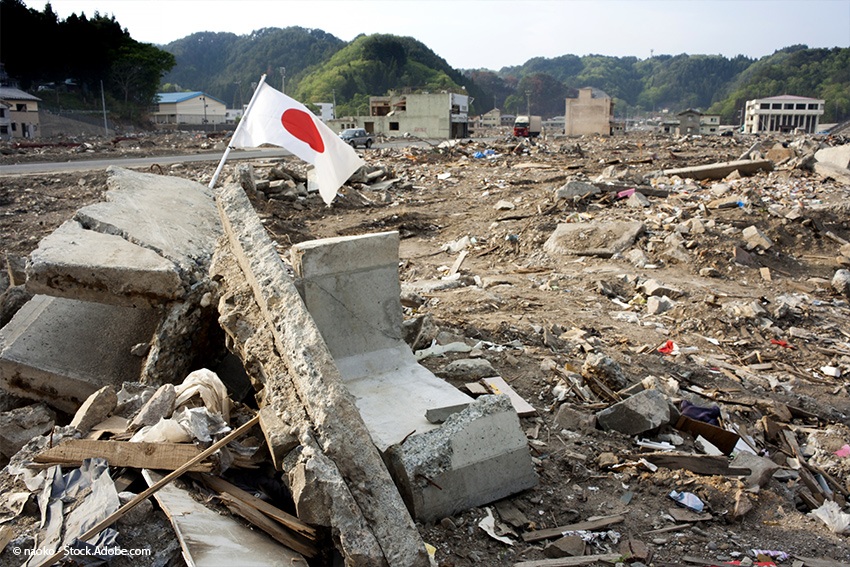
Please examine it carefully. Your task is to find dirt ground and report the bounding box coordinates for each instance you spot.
[2,129,850,566]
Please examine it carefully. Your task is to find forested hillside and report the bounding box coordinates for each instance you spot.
[160,28,344,110]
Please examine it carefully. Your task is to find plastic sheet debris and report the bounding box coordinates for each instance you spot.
[174,368,232,422]
[478,507,515,545]
[668,490,704,513]
[809,499,850,534]
[835,444,850,458]
[680,399,721,426]
[657,340,679,355]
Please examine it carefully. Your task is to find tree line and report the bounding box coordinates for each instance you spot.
[0,0,174,120]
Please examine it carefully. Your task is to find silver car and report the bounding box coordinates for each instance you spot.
[339,128,374,148]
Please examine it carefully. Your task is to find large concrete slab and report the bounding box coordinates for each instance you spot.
[292,232,472,450]
[0,295,159,413]
[291,231,537,520]
[27,220,183,308]
[652,159,773,180]
[26,167,221,307]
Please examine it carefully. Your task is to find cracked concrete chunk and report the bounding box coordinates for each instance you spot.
[544,221,645,258]
[0,402,55,460]
[386,395,537,522]
[596,389,672,435]
[0,295,160,413]
[27,220,184,307]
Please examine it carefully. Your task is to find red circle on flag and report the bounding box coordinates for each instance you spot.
[281,109,325,153]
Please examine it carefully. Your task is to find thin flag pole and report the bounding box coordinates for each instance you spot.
[208,74,268,189]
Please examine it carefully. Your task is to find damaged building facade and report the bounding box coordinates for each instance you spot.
[331,92,470,139]
[0,86,41,139]
[743,94,825,134]
[564,87,613,136]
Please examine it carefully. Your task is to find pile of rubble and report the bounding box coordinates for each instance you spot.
[1,130,850,567]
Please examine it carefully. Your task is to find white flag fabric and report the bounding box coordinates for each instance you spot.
[230,82,365,204]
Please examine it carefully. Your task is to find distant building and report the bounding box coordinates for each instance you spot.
[329,92,470,139]
[564,87,613,136]
[543,116,565,134]
[743,95,824,134]
[152,92,227,125]
[677,109,702,135]
[0,87,41,139]
[0,102,11,141]
[659,110,722,136]
[480,108,501,128]
[700,114,720,135]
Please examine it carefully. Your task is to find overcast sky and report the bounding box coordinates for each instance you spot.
[21,0,850,70]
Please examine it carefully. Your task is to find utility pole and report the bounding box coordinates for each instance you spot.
[526,91,530,116]
[279,67,286,94]
[100,80,108,136]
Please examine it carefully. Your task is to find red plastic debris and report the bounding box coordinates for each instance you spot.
[657,340,678,355]
[770,339,795,349]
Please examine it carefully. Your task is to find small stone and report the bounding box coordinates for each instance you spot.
[70,385,118,434]
[742,225,773,251]
[646,295,675,315]
[832,269,850,297]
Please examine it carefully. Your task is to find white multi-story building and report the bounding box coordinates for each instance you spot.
[743,95,824,134]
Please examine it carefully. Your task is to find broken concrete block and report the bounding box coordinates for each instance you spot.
[554,180,600,201]
[258,404,298,469]
[0,403,55,459]
[730,452,780,489]
[555,403,596,432]
[129,383,176,431]
[544,221,645,258]
[646,295,675,315]
[815,144,850,169]
[833,269,850,297]
[443,358,497,380]
[26,167,221,308]
[626,191,651,208]
[596,389,672,435]
[385,395,537,522]
[70,385,117,434]
[0,295,160,413]
[639,279,683,298]
[625,248,649,268]
[742,225,773,251]
[813,161,850,184]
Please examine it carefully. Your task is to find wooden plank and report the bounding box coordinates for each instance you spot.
[522,514,625,543]
[482,376,536,416]
[643,524,690,535]
[37,414,260,567]
[667,507,712,522]
[640,453,749,476]
[217,492,317,558]
[145,470,305,566]
[34,440,212,472]
[197,473,316,539]
[674,415,739,456]
[795,556,850,567]
[514,554,621,567]
[0,526,14,553]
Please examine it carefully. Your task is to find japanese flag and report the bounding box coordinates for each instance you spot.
[230,82,365,204]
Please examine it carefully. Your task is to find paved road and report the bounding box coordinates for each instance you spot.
[0,137,473,176]
[0,148,293,176]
